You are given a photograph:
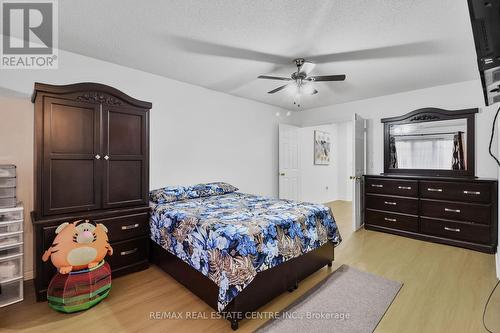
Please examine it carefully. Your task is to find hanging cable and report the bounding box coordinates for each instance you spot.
[488,106,500,166]
[483,279,500,333]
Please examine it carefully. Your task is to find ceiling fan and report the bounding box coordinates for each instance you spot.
[168,35,440,107]
[257,58,345,106]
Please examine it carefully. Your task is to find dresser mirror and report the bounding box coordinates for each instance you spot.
[382,108,478,177]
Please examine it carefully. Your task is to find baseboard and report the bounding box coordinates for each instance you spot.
[496,251,500,280]
[24,270,34,280]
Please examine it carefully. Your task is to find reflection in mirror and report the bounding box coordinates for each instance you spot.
[389,119,467,170]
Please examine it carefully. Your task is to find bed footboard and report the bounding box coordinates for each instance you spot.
[150,240,334,330]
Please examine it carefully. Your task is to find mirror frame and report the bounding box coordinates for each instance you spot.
[381,107,478,177]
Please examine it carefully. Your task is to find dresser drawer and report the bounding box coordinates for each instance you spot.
[107,237,148,270]
[421,218,490,244]
[95,212,149,243]
[420,200,491,225]
[365,209,418,232]
[365,194,418,215]
[420,181,491,203]
[365,178,418,197]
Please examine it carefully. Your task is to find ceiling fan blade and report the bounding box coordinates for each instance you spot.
[308,40,442,63]
[307,74,346,82]
[298,61,316,75]
[166,35,291,65]
[258,75,292,81]
[268,85,289,94]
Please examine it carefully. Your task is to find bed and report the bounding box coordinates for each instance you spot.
[149,183,341,330]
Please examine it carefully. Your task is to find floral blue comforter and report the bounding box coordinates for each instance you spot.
[150,192,341,311]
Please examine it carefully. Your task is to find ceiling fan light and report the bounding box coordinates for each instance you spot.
[301,83,315,95]
[286,84,299,95]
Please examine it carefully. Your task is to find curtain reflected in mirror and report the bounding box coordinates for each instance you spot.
[389,119,467,170]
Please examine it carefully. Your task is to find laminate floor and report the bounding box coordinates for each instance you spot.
[1,200,498,333]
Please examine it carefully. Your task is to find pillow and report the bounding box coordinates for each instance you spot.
[149,185,188,204]
[186,182,239,199]
[149,182,238,203]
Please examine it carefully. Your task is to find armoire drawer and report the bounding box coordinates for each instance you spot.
[420,200,491,225]
[107,237,148,270]
[420,181,491,203]
[420,218,490,244]
[95,212,149,243]
[365,209,418,232]
[365,194,418,215]
[365,178,418,197]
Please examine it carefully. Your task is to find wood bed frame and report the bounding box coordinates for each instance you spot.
[150,240,334,330]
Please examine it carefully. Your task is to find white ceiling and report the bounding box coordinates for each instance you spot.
[56,0,480,110]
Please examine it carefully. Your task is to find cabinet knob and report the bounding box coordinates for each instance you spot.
[104,155,109,160]
[95,154,101,160]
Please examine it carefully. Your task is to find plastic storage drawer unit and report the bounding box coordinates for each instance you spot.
[0,206,23,222]
[0,178,15,188]
[0,231,22,248]
[0,204,23,307]
[0,278,23,307]
[0,198,16,208]
[0,165,16,208]
[0,187,15,198]
[0,253,22,280]
[0,243,23,258]
[0,165,15,178]
[0,220,22,234]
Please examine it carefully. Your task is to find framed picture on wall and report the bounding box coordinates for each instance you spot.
[314,130,331,165]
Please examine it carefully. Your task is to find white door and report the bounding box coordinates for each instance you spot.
[279,124,300,201]
[352,114,366,230]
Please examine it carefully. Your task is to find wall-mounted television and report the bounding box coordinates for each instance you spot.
[468,0,500,105]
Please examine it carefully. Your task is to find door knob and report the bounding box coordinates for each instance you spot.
[104,155,109,160]
[95,154,101,160]
[280,173,285,176]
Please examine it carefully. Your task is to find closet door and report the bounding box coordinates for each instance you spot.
[42,98,102,215]
[102,105,149,209]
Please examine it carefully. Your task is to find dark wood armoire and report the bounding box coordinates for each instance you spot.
[31,82,151,301]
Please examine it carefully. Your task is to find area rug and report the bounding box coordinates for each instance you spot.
[256,265,402,333]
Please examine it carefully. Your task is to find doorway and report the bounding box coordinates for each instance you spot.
[279,114,366,234]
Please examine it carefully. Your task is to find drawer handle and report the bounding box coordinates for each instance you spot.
[121,223,140,230]
[444,227,460,233]
[384,217,397,222]
[398,186,412,190]
[427,188,443,192]
[463,190,480,195]
[444,208,461,213]
[120,248,138,256]
[384,201,397,206]
[371,184,383,188]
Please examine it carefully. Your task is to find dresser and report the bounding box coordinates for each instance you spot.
[364,175,498,253]
[31,83,151,301]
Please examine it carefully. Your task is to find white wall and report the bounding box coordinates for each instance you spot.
[290,80,498,179]
[0,49,289,279]
[298,121,353,204]
[299,124,338,203]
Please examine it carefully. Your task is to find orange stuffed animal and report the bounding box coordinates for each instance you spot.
[42,220,113,274]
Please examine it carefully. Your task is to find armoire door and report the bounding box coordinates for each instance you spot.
[102,105,149,209]
[42,97,102,215]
